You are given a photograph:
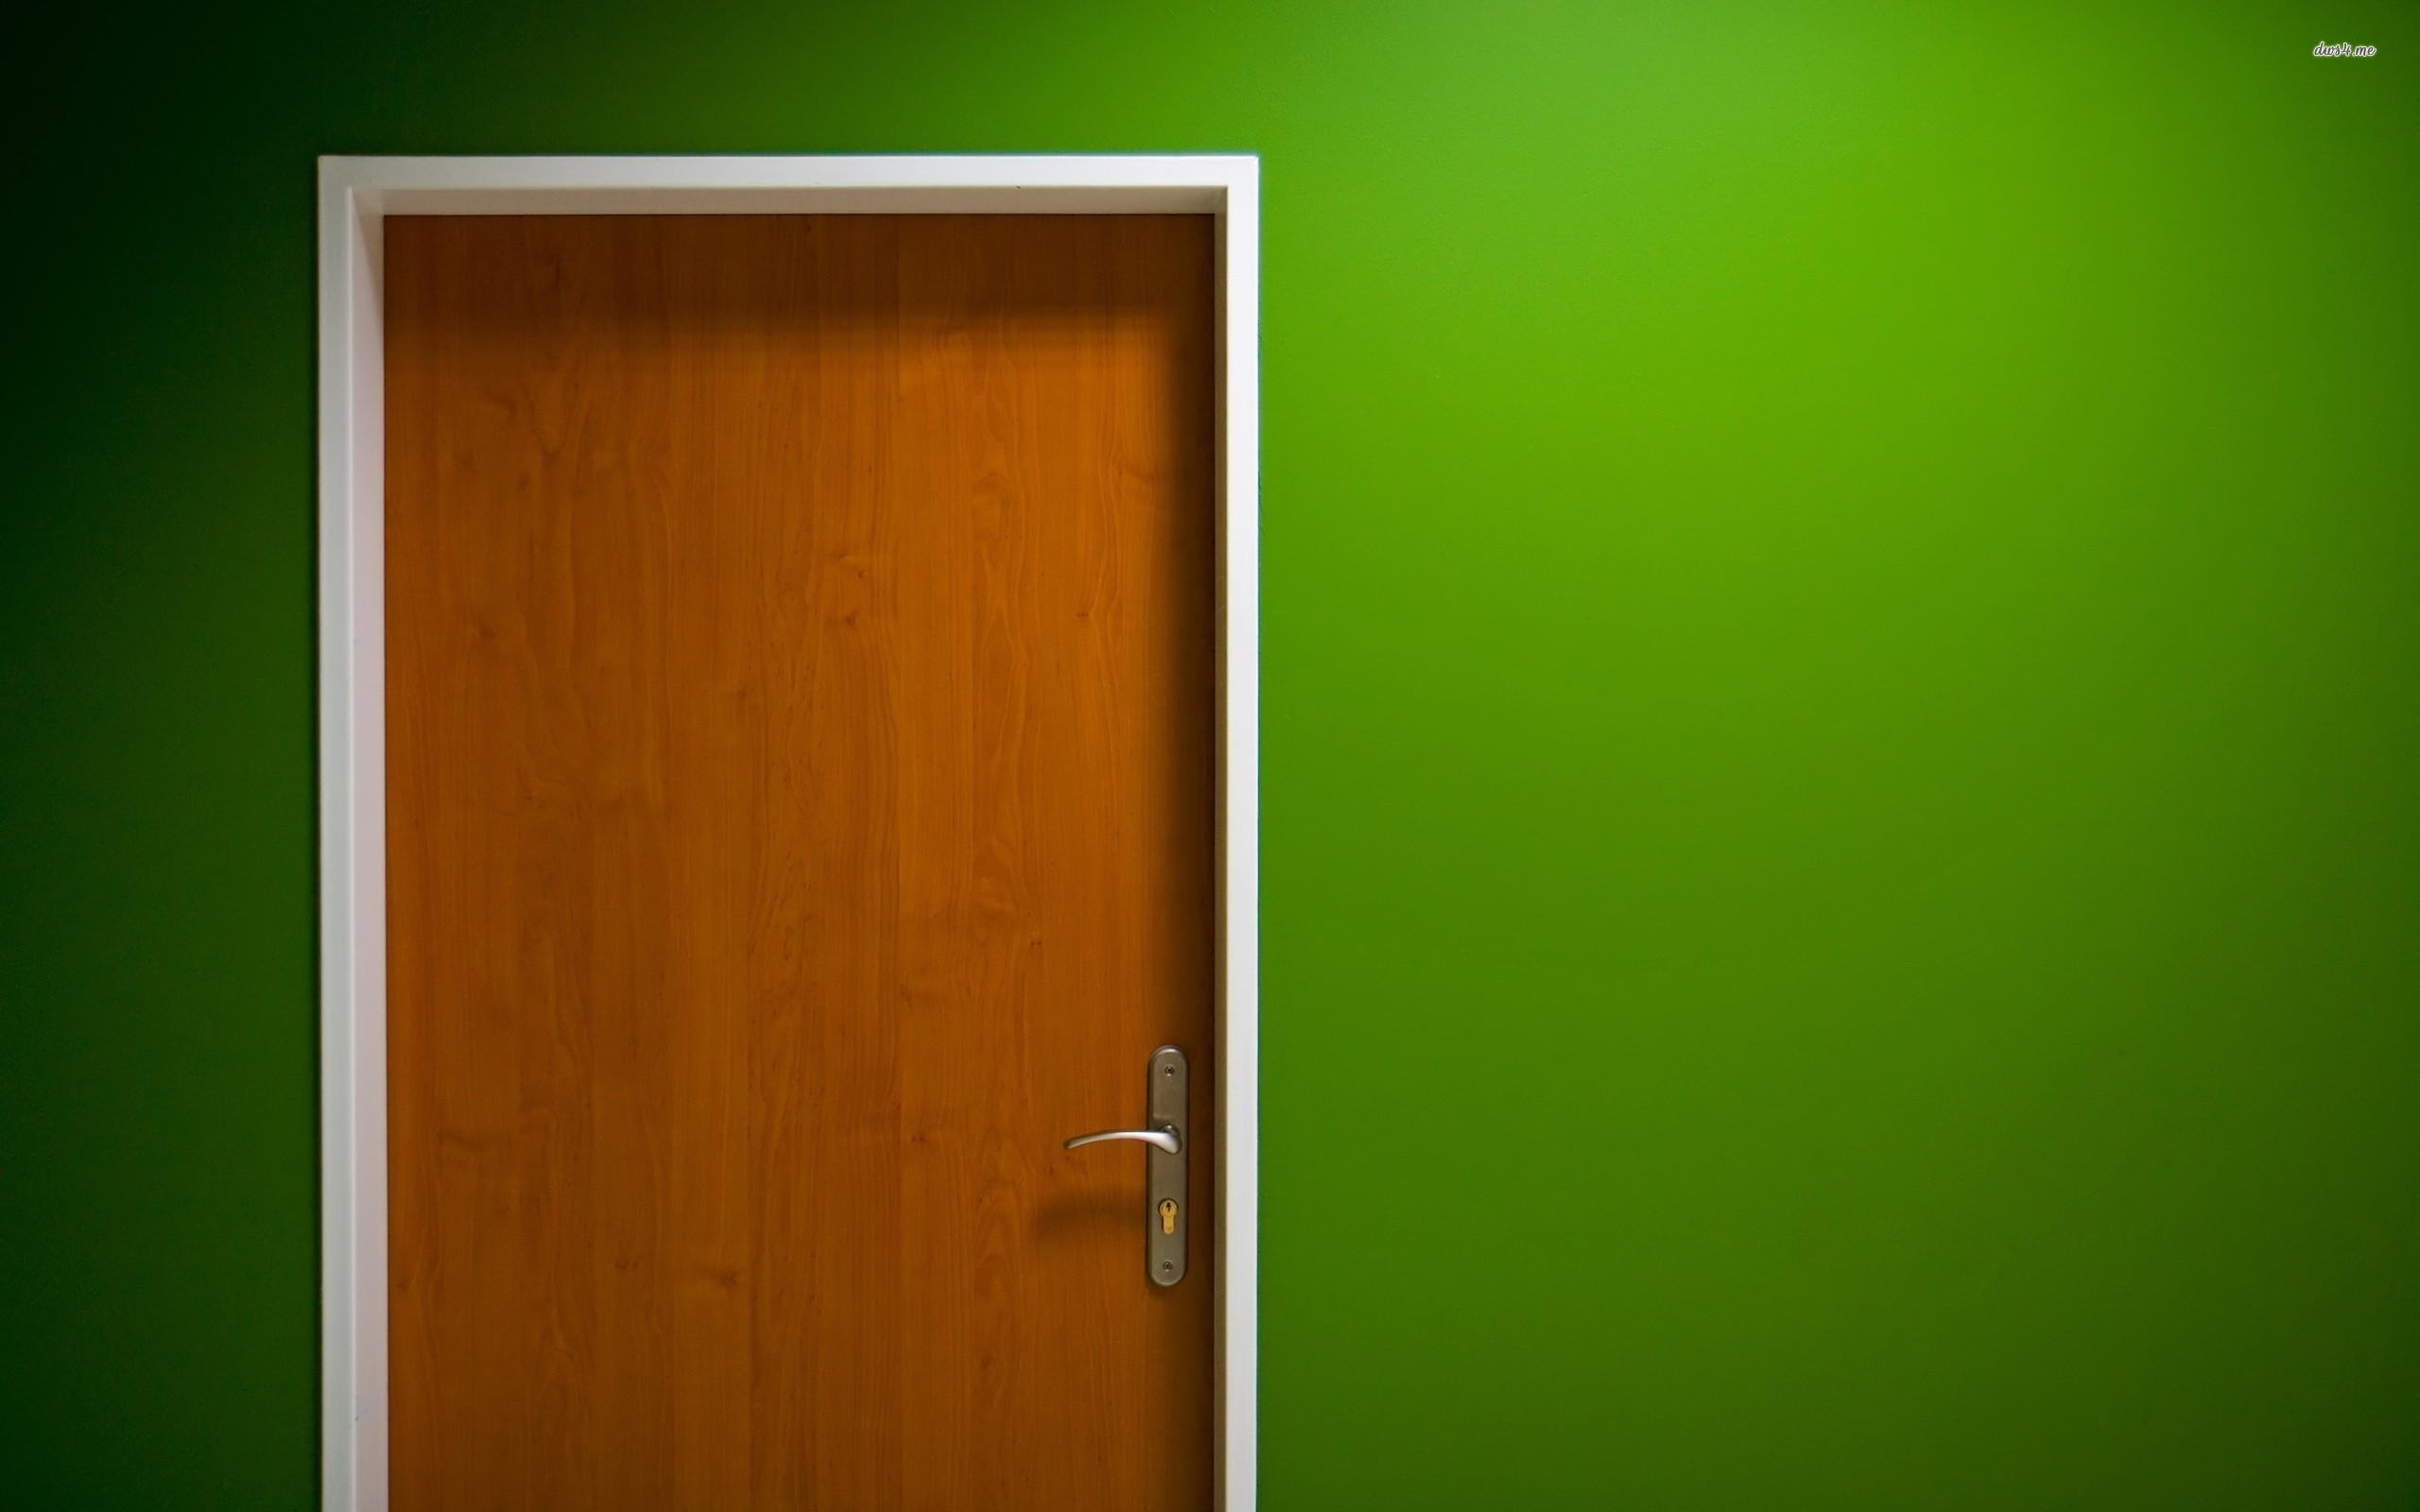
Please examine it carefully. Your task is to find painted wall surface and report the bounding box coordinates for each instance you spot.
[2,1,2414,1505]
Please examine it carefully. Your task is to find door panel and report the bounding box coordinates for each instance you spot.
[385,214,1215,1510]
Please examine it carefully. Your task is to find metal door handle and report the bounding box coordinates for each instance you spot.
[1063,1126,1180,1154]
[1062,1045,1188,1285]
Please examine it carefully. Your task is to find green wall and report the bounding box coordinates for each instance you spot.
[3,1,2415,1504]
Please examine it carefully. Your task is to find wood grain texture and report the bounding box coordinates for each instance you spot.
[385,215,1215,1512]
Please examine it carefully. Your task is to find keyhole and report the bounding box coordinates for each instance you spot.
[1158,1197,1178,1236]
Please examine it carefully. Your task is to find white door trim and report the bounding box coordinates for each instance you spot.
[315,154,1260,1512]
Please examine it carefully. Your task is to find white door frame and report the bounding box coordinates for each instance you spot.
[315,154,1259,1512]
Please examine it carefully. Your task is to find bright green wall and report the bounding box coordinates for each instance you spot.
[3,1,2415,1505]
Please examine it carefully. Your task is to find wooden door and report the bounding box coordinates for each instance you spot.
[383,214,1216,1511]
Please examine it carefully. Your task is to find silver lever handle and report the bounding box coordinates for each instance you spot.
[1063,1126,1181,1155]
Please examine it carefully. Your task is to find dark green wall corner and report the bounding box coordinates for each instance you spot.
[3,1,2414,1505]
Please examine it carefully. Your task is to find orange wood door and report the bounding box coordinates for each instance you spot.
[384,214,1215,1512]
